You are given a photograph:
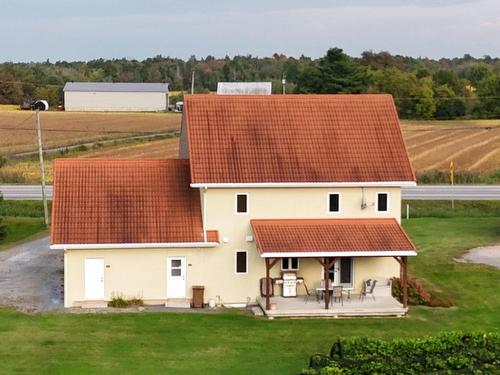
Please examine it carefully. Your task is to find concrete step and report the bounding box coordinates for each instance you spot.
[165,299,191,309]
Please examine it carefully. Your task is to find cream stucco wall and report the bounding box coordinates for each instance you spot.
[64,187,402,307]
[64,91,168,112]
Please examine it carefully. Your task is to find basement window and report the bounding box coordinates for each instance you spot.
[235,251,248,274]
[236,193,248,214]
[282,257,299,271]
[328,193,340,213]
[377,193,389,212]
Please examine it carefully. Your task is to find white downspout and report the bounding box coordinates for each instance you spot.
[202,186,207,243]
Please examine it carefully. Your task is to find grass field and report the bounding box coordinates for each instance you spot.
[0,216,498,374]
[0,217,47,250]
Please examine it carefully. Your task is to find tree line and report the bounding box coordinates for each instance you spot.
[1,48,499,119]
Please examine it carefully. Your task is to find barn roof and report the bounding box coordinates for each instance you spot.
[63,82,169,93]
[183,94,416,185]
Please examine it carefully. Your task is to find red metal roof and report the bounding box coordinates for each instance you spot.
[51,159,217,245]
[184,94,415,184]
[251,219,416,256]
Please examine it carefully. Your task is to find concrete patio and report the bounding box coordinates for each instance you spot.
[256,294,407,318]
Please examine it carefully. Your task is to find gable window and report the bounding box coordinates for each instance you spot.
[328,193,340,213]
[282,257,299,271]
[377,193,389,212]
[236,193,248,214]
[235,251,247,274]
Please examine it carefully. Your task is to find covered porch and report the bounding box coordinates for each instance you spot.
[251,218,417,318]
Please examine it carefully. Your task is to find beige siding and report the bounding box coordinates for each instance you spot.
[64,187,402,307]
[64,91,168,111]
[64,249,399,307]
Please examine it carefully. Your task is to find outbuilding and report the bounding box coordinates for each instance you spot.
[63,82,169,112]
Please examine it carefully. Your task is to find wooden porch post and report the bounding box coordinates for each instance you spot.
[265,258,271,310]
[264,258,279,310]
[402,256,408,308]
[324,257,330,310]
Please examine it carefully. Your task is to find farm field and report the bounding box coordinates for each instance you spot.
[402,119,500,173]
[0,110,181,155]
[0,112,499,184]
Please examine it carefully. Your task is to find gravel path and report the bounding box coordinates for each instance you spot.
[458,244,500,269]
[0,236,63,312]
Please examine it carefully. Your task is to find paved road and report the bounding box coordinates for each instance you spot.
[1,184,499,200]
[1,185,53,200]
[401,185,500,200]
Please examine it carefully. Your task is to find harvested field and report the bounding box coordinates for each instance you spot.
[401,119,500,173]
[0,137,180,184]
[0,111,181,154]
[0,113,499,184]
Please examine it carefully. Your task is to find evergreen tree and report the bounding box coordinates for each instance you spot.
[296,48,369,94]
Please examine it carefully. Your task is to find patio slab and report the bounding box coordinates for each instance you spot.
[257,295,407,318]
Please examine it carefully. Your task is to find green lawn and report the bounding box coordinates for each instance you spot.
[0,217,499,374]
[0,216,47,250]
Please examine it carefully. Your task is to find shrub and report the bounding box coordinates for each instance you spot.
[391,277,453,307]
[302,332,500,374]
[108,294,144,308]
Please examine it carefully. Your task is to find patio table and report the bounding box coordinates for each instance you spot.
[315,287,351,302]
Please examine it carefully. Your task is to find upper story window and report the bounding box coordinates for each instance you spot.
[377,193,389,212]
[235,193,248,214]
[328,193,340,213]
[282,257,299,271]
[235,251,248,274]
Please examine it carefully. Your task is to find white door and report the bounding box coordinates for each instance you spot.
[84,258,104,300]
[167,257,186,298]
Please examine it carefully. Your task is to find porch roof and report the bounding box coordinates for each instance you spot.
[251,218,417,258]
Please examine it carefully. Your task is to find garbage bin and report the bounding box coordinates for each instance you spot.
[192,286,205,308]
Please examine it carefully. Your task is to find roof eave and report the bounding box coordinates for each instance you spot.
[50,242,219,250]
[260,250,417,258]
[191,181,417,188]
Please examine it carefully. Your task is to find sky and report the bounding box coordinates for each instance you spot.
[2,0,500,62]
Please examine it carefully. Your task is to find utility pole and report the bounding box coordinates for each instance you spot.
[191,70,195,94]
[282,73,286,95]
[35,109,49,226]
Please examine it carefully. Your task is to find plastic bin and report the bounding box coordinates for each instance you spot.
[192,286,205,308]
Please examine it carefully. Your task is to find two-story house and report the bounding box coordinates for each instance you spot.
[51,94,417,317]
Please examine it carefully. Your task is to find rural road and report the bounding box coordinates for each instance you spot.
[1,184,499,200]
[0,236,63,312]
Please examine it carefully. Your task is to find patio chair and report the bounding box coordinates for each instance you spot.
[331,286,343,306]
[359,279,377,301]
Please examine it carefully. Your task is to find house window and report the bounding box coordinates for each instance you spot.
[282,257,299,271]
[236,194,248,214]
[377,193,389,212]
[328,193,340,213]
[235,251,247,274]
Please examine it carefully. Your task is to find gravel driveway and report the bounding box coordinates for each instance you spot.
[458,244,500,269]
[0,236,63,312]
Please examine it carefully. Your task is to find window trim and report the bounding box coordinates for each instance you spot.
[235,250,248,274]
[235,193,249,214]
[281,257,300,271]
[376,192,390,213]
[327,192,341,214]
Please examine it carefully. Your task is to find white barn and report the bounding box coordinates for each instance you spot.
[63,82,169,112]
